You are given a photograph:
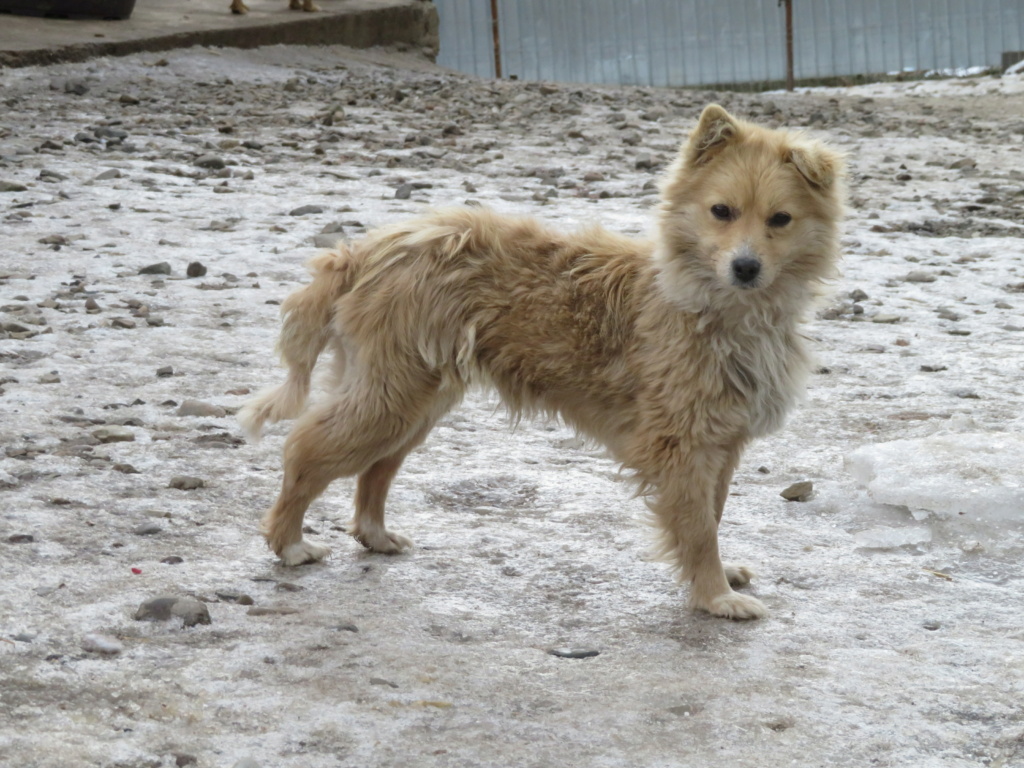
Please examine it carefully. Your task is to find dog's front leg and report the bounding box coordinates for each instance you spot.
[653,451,766,620]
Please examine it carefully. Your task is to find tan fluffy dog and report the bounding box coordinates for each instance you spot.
[240,104,844,620]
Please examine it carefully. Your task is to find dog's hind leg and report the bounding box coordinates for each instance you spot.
[262,396,412,565]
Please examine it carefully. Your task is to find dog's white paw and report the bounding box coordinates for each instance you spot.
[701,591,767,620]
[279,539,331,566]
[724,564,755,587]
[350,524,412,554]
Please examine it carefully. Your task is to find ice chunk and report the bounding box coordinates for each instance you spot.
[846,433,1024,521]
[854,526,932,550]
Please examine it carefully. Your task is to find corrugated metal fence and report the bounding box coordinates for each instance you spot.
[435,0,1024,87]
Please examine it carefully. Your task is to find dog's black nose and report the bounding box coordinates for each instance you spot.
[731,257,761,285]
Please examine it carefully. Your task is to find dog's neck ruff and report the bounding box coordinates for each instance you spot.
[652,254,815,439]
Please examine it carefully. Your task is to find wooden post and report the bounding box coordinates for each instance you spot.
[490,0,502,79]
[782,0,794,91]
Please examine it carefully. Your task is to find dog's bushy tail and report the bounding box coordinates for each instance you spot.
[239,247,357,440]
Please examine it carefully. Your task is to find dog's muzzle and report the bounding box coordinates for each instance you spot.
[731,255,762,288]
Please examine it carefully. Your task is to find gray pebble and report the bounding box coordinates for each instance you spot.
[139,262,172,276]
[176,399,226,418]
[194,154,226,170]
[161,556,184,565]
[81,633,123,654]
[156,365,174,377]
[549,648,600,659]
[134,596,211,627]
[904,271,937,283]
[186,261,207,278]
[94,168,122,181]
[871,314,901,324]
[313,234,342,248]
[38,371,61,384]
[111,317,136,329]
[394,183,414,200]
[133,522,162,536]
[64,79,89,95]
[0,180,29,192]
[781,481,814,502]
[7,533,34,544]
[289,204,324,216]
[923,620,941,631]
[169,476,206,491]
[113,463,140,474]
[370,677,399,688]
[92,425,136,443]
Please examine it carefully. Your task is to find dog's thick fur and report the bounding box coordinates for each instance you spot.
[240,105,844,620]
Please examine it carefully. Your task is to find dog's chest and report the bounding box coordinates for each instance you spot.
[719,329,806,438]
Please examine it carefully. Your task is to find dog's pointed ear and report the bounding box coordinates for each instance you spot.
[685,104,741,166]
[789,145,843,190]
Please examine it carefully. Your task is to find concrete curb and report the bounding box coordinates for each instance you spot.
[0,0,438,68]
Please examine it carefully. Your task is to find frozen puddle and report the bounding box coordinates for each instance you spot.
[846,431,1024,552]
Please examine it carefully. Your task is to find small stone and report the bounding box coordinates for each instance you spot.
[134,522,162,536]
[176,399,226,418]
[169,476,205,491]
[64,79,89,95]
[936,308,961,321]
[922,620,941,631]
[232,759,261,768]
[274,582,304,593]
[111,317,136,329]
[549,648,600,659]
[904,271,937,283]
[156,365,174,378]
[871,314,901,324]
[247,605,301,616]
[186,261,207,278]
[139,262,172,276]
[174,754,198,768]
[0,180,28,192]
[113,463,140,474]
[7,534,34,544]
[313,234,342,248]
[38,372,61,384]
[948,157,976,170]
[848,288,869,302]
[94,169,122,181]
[634,154,656,170]
[92,425,136,443]
[289,204,324,216]
[81,633,123,654]
[194,154,226,170]
[781,481,814,502]
[920,364,948,372]
[119,93,140,105]
[134,596,211,627]
[394,183,413,200]
[757,466,770,474]
[215,591,254,605]
[161,556,184,565]
[370,677,399,688]
[84,297,101,313]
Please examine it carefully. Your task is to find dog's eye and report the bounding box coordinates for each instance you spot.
[768,212,792,227]
[711,204,732,221]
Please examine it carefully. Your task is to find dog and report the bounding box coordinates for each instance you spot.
[240,104,844,620]
[230,0,318,15]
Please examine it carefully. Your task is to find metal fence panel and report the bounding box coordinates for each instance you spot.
[435,0,1024,87]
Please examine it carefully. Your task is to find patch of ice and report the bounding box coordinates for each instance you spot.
[853,526,932,550]
[845,432,1024,522]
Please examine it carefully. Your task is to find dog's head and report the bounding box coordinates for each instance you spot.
[656,104,845,314]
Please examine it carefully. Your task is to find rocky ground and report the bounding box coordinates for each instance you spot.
[1,45,1023,768]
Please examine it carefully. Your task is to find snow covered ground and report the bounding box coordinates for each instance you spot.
[1,45,1023,768]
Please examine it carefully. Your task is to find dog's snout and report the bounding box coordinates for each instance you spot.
[731,256,762,286]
